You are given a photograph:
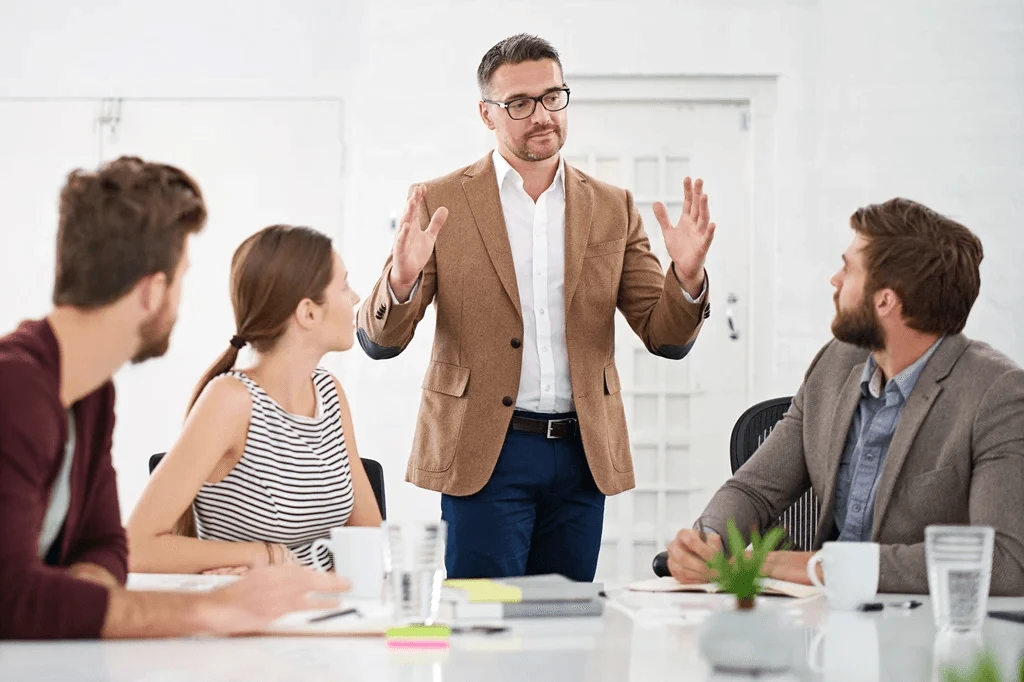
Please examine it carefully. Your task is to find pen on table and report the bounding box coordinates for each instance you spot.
[307,607,361,623]
[450,625,508,635]
[858,600,922,612]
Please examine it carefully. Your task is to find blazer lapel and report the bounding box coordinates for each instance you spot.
[814,362,866,546]
[461,155,521,318]
[563,164,594,309]
[870,334,968,535]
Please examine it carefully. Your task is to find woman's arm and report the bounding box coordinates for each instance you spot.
[126,376,288,573]
[332,376,384,527]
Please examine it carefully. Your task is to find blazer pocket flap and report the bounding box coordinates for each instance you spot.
[584,238,626,259]
[422,362,470,397]
[604,363,621,395]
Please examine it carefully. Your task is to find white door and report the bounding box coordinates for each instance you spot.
[0,101,101,335]
[565,99,753,584]
[97,99,345,516]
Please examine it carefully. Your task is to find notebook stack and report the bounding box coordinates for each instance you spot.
[439,573,605,622]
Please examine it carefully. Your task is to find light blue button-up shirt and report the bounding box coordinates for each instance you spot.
[833,338,943,542]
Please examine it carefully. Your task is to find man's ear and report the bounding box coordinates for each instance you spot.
[875,287,902,320]
[479,100,496,131]
[137,271,169,315]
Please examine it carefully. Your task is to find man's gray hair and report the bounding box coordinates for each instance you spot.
[476,34,562,96]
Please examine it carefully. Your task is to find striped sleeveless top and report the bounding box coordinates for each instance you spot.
[193,368,355,568]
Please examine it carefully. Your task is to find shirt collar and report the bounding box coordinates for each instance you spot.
[860,337,944,400]
[491,148,565,194]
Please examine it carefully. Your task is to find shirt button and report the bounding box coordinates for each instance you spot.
[853,504,862,513]
[510,338,521,349]
[502,396,514,407]
[539,309,546,315]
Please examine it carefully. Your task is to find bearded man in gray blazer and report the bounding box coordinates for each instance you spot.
[668,197,1024,595]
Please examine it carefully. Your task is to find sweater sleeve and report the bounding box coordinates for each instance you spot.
[0,363,111,640]
[64,383,128,585]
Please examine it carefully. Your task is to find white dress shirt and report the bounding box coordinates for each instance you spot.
[492,149,573,414]
[391,149,706,416]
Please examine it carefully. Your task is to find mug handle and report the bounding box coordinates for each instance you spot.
[310,538,332,572]
[807,552,827,593]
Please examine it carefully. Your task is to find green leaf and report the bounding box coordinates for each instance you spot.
[707,518,785,601]
[726,519,746,560]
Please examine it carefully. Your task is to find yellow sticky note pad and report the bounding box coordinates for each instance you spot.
[442,579,522,603]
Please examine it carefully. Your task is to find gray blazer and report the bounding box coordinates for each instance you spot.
[701,333,1024,595]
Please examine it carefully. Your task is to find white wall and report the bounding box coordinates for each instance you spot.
[2,0,1022,524]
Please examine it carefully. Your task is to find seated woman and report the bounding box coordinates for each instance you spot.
[127,225,382,573]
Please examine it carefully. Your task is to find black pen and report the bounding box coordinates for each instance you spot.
[307,607,360,623]
[450,625,508,635]
[858,600,922,612]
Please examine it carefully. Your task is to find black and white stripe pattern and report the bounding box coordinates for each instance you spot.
[193,368,354,568]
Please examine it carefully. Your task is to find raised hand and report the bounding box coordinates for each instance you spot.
[389,184,449,302]
[652,177,716,297]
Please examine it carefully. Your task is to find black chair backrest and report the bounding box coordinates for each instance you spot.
[728,397,820,551]
[148,452,387,520]
[361,458,387,521]
[729,397,793,473]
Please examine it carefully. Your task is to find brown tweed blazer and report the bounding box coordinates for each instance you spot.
[701,334,1024,595]
[357,154,709,497]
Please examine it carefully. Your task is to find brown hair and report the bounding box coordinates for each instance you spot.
[173,225,335,536]
[54,156,206,307]
[476,33,562,96]
[850,197,984,335]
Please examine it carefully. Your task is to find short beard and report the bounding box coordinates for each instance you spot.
[509,123,567,163]
[132,303,175,364]
[832,295,885,351]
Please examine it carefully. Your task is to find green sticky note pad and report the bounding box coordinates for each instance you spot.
[386,625,452,639]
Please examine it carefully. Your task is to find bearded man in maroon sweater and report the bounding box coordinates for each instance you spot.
[0,156,346,640]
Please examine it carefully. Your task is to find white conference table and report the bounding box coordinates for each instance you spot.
[1,588,1022,681]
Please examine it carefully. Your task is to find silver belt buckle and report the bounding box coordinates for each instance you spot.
[546,418,569,439]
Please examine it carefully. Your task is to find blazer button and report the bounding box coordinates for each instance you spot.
[510,338,521,349]
[502,396,514,407]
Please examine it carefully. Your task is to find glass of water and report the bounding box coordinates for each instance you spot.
[382,521,447,626]
[925,525,995,632]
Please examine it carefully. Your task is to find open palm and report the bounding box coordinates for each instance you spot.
[653,177,716,290]
[391,184,448,290]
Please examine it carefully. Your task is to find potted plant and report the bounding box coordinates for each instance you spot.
[697,519,795,674]
[707,519,785,610]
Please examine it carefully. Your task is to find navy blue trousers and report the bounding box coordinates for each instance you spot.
[440,412,605,581]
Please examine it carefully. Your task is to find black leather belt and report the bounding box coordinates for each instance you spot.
[509,413,579,439]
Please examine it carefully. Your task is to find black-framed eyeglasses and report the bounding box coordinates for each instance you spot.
[483,87,571,120]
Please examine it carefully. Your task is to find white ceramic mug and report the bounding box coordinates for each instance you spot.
[807,541,880,610]
[310,526,385,600]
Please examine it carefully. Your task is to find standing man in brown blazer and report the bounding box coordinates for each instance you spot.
[357,34,716,580]
[667,198,1024,595]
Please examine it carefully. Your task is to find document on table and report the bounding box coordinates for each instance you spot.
[627,575,820,599]
[126,574,389,636]
[126,573,239,592]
